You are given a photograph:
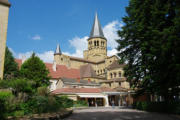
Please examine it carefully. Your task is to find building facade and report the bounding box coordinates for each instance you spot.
[0,0,10,79]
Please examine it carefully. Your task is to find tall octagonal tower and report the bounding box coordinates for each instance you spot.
[84,13,107,62]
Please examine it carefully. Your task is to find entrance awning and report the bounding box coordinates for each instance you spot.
[78,94,106,98]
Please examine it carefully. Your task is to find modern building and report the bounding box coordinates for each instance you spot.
[0,0,11,79]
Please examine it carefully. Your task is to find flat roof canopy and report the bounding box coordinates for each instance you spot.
[78,94,106,98]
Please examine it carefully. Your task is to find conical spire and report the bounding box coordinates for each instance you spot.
[55,44,61,54]
[89,12,105,38]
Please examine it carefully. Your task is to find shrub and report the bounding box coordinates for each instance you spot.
[74,100,88,107]
[13,110,24,117]
[134,101,180,114]
[0,91,13,119]
[55,96,73,108]
[37,86,49,96]
[27,95,64,114]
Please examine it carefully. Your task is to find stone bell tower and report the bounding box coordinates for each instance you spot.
[0,0,11,79]
[84,13,107,62]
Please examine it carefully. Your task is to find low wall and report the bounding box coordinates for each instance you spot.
[7,109,73,120]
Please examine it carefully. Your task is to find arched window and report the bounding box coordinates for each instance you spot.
[110,73,113,78]
[97,41,99,46]
[94,41,96,46]
[119,72,122,77]
[114,72,117,78]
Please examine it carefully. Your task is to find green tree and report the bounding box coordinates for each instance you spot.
[3,47,19,79]
[20,53,50,89]
[117,0,180,100]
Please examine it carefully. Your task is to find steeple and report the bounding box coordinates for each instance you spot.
[54,44,61,54]
[89,12,105,38]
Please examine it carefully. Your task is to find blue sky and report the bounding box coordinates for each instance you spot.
[7,0,129,62]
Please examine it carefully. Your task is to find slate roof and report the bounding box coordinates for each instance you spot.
[80,64,97,78]
[60,77,99,86]
[70,56,96,64]
[89,13,105,39]
[107,60,126,70]
[54,44,61,55]
[0,0,10,7]
[114,86,130,92]
[99,78,126,83]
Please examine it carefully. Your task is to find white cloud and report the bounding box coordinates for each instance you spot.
[11,49,54,63]
[103,20,123,49]
[32,34,41,40]
[66,36,88,57]
[107,49,118,56]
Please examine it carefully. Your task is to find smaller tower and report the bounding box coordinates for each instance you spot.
[54,44,70,67]
[84,13,107,62]
[54,44,61,55]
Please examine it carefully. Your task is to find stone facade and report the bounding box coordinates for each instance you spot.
[54,13,130,90]
[0,0,10,79]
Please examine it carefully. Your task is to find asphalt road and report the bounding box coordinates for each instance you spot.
[64,107,180,120]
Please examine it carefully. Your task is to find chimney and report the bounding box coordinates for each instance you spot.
[22,55,26,64]
[77,78,80,83]
[88,79,91,83]
[53,61,56,71]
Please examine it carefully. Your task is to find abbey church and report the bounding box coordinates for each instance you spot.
[54,13,129,89]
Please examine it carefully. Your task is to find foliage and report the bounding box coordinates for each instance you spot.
[20,53,50,89]
[117,0,180,100]
[0,91,14,119]
[3,47,19,79]
[133,101,180,114]
[37,86,49,96]
[74,100,88,107]
[0,78,34,96]
[27,96,61,114]
[55,96,73,108]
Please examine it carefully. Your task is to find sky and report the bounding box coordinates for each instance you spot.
[7,0,129,63]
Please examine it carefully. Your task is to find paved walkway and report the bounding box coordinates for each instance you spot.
[64,107,180,120]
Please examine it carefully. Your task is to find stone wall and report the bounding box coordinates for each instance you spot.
[0,3,10,79]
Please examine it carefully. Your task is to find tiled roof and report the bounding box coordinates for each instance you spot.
[15,59,80,79]
[107,60,126,70]
[52,88,101,94]
[15,59,22,68]
[52,87,116,94]
[0,0,10,7]
[45,63,80,79]
[80,64,97,78]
